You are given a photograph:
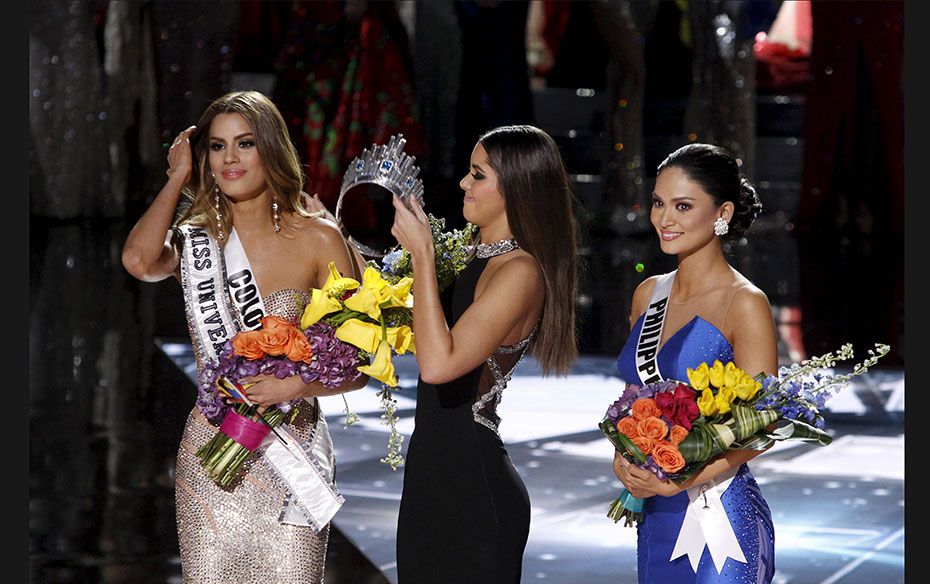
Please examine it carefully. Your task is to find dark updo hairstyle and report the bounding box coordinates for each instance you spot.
[656,143,762,240]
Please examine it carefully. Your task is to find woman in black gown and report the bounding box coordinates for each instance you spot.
[390,125,581,583]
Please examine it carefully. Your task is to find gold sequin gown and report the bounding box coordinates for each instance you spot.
[175,289,331,583]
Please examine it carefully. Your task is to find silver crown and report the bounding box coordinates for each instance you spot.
[337,134,425,205]
[336,134,425,258]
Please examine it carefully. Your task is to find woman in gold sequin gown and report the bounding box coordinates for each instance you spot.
[122,91,368,583]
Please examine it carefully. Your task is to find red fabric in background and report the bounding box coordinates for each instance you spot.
[273,2,426,212]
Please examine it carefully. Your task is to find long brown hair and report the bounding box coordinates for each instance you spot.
[176,91,310,239]
[479,125,580,375]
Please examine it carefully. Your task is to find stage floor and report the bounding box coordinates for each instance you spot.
[161,343,905,584]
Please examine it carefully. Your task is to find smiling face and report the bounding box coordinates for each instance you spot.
[459,143,509,235]
[208,112,268,202]
[651,166,732,256]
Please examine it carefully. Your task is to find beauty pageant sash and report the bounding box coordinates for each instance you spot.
[670,466,746,573]
[634,271,675,385]
[178,224,240,364]
[223,228,268,331]
[271,414,345,529]
[178,223,344,531]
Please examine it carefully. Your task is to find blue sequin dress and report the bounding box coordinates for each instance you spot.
[615,313,776,583]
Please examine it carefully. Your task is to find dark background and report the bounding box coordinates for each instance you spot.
[28,1,907,582]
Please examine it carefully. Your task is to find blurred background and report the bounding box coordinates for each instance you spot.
[30,1,904,583]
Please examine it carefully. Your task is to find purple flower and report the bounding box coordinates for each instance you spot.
[643,456,668,482]
[607,380,681,423]
[382,250,403,274]
[298,323,363,388]
[197,321,363,422]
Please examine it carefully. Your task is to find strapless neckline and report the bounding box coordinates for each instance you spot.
[263,287,311,299]
[616,313,735,386]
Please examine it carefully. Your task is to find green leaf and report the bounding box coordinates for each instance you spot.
[598,418,647,463]
[764,418,833,446]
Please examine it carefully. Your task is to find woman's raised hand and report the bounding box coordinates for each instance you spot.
[391,193,433,259]
[166,125,197,181]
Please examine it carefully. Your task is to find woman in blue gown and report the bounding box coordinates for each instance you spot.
[612,143,777,583]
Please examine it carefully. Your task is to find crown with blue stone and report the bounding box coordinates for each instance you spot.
[337,134,425,206]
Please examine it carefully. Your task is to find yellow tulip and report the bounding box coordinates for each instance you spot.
[387,325,415,355]
[708,360,725,388]
[361,265,390,290]
[687,362,710,391]
[344,286,383,320]
[734,374,762,401]
[344,266,395,320]
[335,319,382,354]
[358,340,398,386]
[723,361,741,389]
[382,276,414,309]
[697,387,718,417]
[715,386,737,415]
[300,288,344,329]
[321,261,360,296]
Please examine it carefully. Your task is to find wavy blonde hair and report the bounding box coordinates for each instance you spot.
[176,91,311,239]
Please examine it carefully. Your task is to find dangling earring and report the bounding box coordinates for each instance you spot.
[713,217,729,236]
[214,183,226,240]
[272,197,281,233]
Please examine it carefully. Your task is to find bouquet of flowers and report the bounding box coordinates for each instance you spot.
[377,213,477,291]
[600,342,891,526]
[299,261,416,469]
[197,314,363,487]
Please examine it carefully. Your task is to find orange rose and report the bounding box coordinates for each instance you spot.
[670,425,689,445]
[631,435,655,456]
[285,327,313,363]
[616,416,640,439]
[261,315,295,331]
[631,397,662,420]
[637,416,669,440]
[652,443,686,474]
[257,326,293,356]
[231,330,266,359]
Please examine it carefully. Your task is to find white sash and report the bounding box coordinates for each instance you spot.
[178,223,344,531]
[178,224,240,364]
[634,272,675,385]
[223,228,268,331]
[670,466,747,573]
[176,225,269,360]
[270,414,345,529]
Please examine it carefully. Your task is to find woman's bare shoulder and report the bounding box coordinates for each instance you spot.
[634,274,663,297]
[629,274,664,318]
[488,252,545,290]
[290,213,345,245]
[727,275,773,323]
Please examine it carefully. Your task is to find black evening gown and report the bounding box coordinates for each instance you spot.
[396,256,532,583]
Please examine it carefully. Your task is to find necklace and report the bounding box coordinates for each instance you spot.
[475,238,520,258]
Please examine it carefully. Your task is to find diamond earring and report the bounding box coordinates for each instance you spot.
[713,217,729,236]
[272,197,281,233]
[214,184,225,240]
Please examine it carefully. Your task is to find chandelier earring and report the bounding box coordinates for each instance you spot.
[713,217,729,237]
[272,197,281,233]
[214,183,226,240]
